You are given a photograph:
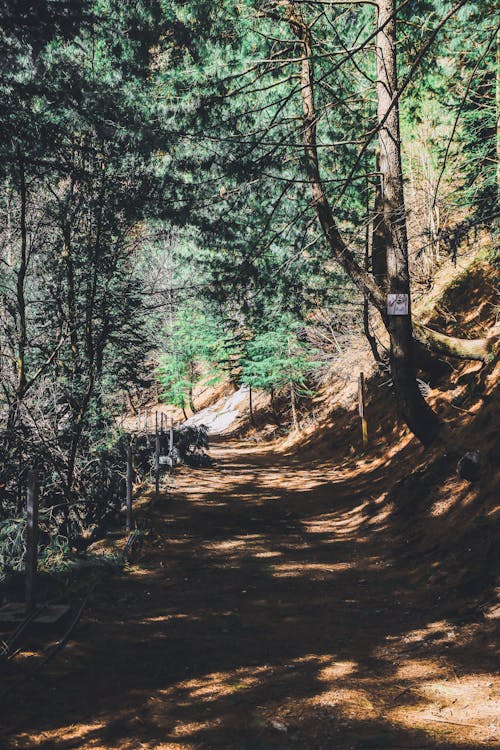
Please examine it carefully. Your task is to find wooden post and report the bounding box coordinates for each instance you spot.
[25,471,39,614]
[358,372,368,449]
[155,414,160,494]
[17,458,23,511]
[249,385,255,426]
[126,442,133,532]
[169,417,174,467]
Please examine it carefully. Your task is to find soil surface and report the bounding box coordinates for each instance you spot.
[1,438,499,749]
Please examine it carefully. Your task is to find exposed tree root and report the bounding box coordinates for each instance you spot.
[414,322,498,363]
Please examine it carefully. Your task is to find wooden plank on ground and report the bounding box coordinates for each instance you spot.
[0,603,71,626]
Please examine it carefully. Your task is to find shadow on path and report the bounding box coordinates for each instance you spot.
[1,438,498,749]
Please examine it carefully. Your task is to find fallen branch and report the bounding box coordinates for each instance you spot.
[429,715,483,729]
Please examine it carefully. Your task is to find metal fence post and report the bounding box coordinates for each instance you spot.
[126,442,134,531]
[169,417,174,470]
[25,471,39,614]
[155,414,160,494]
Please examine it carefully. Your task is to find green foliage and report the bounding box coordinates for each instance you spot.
[158,354,194,412]
[400,0,498,222]
[157,305,240,410]
[241,316,321,396]
[0,0,167,572]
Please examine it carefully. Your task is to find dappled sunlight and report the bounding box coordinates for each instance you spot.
[252,550,283,559]
[143,613,191,624]
[318,660,358,681]
[162,665,276,703]
[313,687,380,719]
[2,438,498,750]
[271,560,353,578]
[12,722,106,748]
[394,658,448,680]
[389,671,499,744]
[203,538,249,552]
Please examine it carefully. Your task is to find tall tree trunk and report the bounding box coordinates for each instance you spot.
[282,0,440,444]
[372,153,389,287]
[282,2,388,314]
[63,223,79,374]
[66,374,94,494]
[364,155,381,363]
[8,149,28,432]
[16,149,28,400]
[375,0,440,444]
[288,342,299,431]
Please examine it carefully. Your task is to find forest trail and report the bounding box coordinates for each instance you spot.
[2,438,499,750]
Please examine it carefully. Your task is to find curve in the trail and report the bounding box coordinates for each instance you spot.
[1,439,498,750]
[182,387,250,434]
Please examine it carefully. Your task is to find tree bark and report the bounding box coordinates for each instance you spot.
[188,362,197,413]
[188,386,196,414]
[371,154,389,287]
[364,156,382,363]
[375,0,440,443]
[414,322,495,362]
[16,148,28,401]
[282,2,387,315]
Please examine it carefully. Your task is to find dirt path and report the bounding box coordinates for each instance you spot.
[1,439,498,749]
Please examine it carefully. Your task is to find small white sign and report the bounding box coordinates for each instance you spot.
[387,293,409,315]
